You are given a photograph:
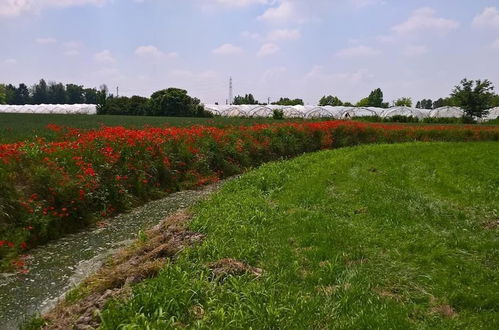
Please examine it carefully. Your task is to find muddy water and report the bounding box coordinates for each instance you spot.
[0,183,222,329]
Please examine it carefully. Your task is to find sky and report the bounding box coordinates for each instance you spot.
[1,0,499,105]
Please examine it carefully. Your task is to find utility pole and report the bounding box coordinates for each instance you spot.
[116,86,119,97]
[268,97,271,105]
[228,77,233,105]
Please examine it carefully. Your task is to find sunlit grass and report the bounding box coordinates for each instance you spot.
[99,142,499,329]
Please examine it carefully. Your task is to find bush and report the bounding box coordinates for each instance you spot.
[273,109,284,120]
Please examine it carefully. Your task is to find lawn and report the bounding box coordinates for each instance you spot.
[0,113,291,143]
[98,142,499,329]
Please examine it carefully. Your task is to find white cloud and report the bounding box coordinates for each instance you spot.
[306,65,374,86]
[36,37,57,44]
[135,45,177,59]
[492,37,499,51]
[212,43,244,55]
[62,40,83,56]
[403,45,428,56]
[257,43,279,56]
[473,7,499,30]
[258,1,295,22]
[335,45,380,58]
[209,0,271,6]
[64,50,80,56]
[350,0,385,8]
[242,31,261,39]
[392,7,459,36]
[267,28,300,41]
[3,58,18,65]
[94,50,115,63]
[0,0,108,17]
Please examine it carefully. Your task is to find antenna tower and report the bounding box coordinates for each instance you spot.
[229,77,233,105]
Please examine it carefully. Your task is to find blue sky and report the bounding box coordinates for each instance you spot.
[1,0,499,104]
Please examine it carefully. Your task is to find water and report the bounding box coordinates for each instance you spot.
[0,183,221,329]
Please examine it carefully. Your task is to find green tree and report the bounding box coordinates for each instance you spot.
[4,84,16,104]
[150,88,210,117]
[356,97,370,107]
[13,83,30,105]
[492,94,499,107]
[273,97,304,106]
[83,88,98,104]
[451,79,495,118]
[66,84,84,104]
[319,95,343,106]
[32,79,49,104]
[48,82,67,104]
[367,88,388,108]
[233,94,258,105]
[432,98,444,109]
[416,99,433,109]
[0,84,6,104]
[394,97,412,107]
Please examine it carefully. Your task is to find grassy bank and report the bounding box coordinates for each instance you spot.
[97,142,498,329]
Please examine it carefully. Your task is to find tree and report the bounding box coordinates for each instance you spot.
[32,79,49,104]
[150,88,210,117]
[48,82,67,104]
[367,88,388,108]
[66,84,84,104]
[356,97,370,107]
[416,99,433,109]
[492,94,499,107]
[13,83,30,105]
[233,94,258,105]
[432,98,444,109]
[4,84,16,104]
[0,84,6,104]
[319,95,343,106]
[83,88,98,104]
[394,97,412,107]
[273,97,304,106]
[451,78,495,118]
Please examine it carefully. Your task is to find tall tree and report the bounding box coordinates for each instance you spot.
[367,88,388,108]
[233,94,258,105]
[47,82,67,104]
[150,88,208,117]
[32,79,49,104]
[0,84,6,104]
[83,88,98,104]
[66,84,84,104]
[319,95,343,106]
[451,78,495,118]
[4,84,16,104]
[13,83,30,105]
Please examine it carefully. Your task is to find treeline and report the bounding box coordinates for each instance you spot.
[0,79,108,105]
[318,79,499,118]
[99,88,212,117]
[232,94,304,106]
[0,80,212,117]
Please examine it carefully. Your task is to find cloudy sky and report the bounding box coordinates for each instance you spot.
[1,0,499,105]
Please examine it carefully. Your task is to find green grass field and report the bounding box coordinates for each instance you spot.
[97,142,499,329]
[0,114,291,143]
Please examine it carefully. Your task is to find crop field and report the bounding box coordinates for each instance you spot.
[2,120,499,270]
[0,113,294,143]
[87,142,498,328]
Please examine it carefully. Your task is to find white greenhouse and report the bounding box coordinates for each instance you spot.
[0,104,97,115]
[485,107,499,121]
[428,106,464,118]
